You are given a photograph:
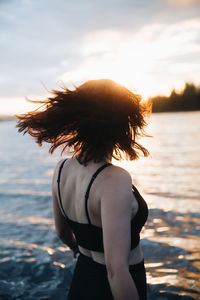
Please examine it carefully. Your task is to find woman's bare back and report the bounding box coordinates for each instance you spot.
[52,157,144,265]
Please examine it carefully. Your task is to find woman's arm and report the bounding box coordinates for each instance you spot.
[100,167,140,300]
[51,161,79,258]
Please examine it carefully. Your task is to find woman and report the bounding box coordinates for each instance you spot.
[16,79,150,300]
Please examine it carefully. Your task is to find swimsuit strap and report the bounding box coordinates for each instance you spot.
[132,183,138,193]
[57,158,68,218]
[85,163,112,225]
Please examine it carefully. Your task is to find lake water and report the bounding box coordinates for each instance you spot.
[0,111,200,299]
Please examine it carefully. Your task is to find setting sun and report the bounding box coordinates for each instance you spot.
[59,28,165,100]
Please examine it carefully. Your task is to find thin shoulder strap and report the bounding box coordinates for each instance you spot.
[85,163,112,225]
[132,183,140,195]
[57,158,68,218]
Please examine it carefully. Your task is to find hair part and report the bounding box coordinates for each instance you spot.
[16,79,151,165]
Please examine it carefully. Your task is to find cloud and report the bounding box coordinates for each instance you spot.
[59,17,200,97]
[167,0,200,8]
[0,0,164,96]
[0,75,8,84]
[0,0,200,100]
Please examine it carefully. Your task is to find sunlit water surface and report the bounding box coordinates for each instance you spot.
[0,111,200,299]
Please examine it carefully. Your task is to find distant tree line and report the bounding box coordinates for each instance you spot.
[149,82,200,112]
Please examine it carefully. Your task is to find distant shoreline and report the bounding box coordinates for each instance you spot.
[0,115,16,121]
[152,108,200,113]
[149,82,200,113]
[1,110,200,121]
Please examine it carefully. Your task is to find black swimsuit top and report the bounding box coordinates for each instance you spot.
[57,159,148,252]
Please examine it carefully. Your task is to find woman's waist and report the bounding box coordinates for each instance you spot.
[78,242,144,266]
[76,251,145,275]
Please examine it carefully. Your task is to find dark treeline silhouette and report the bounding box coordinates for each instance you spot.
[149,82,200,112]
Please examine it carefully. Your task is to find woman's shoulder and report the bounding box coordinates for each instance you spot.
[100,165,134,220]
[97,164,133,203]
[103,164,132,185]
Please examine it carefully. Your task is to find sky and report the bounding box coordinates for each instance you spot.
[1,0,200,115]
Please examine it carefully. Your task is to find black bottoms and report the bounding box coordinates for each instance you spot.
[67,253,147,300]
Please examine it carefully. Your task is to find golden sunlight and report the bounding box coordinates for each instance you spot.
[60,19,200,99]
[59,28,164,99]
[59,54,162,101]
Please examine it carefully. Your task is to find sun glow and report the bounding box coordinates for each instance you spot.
[59,29,163,100]
[60,19,200,100]
[59,54,159,100]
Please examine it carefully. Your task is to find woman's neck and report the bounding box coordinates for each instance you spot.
[75,154,112,166]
